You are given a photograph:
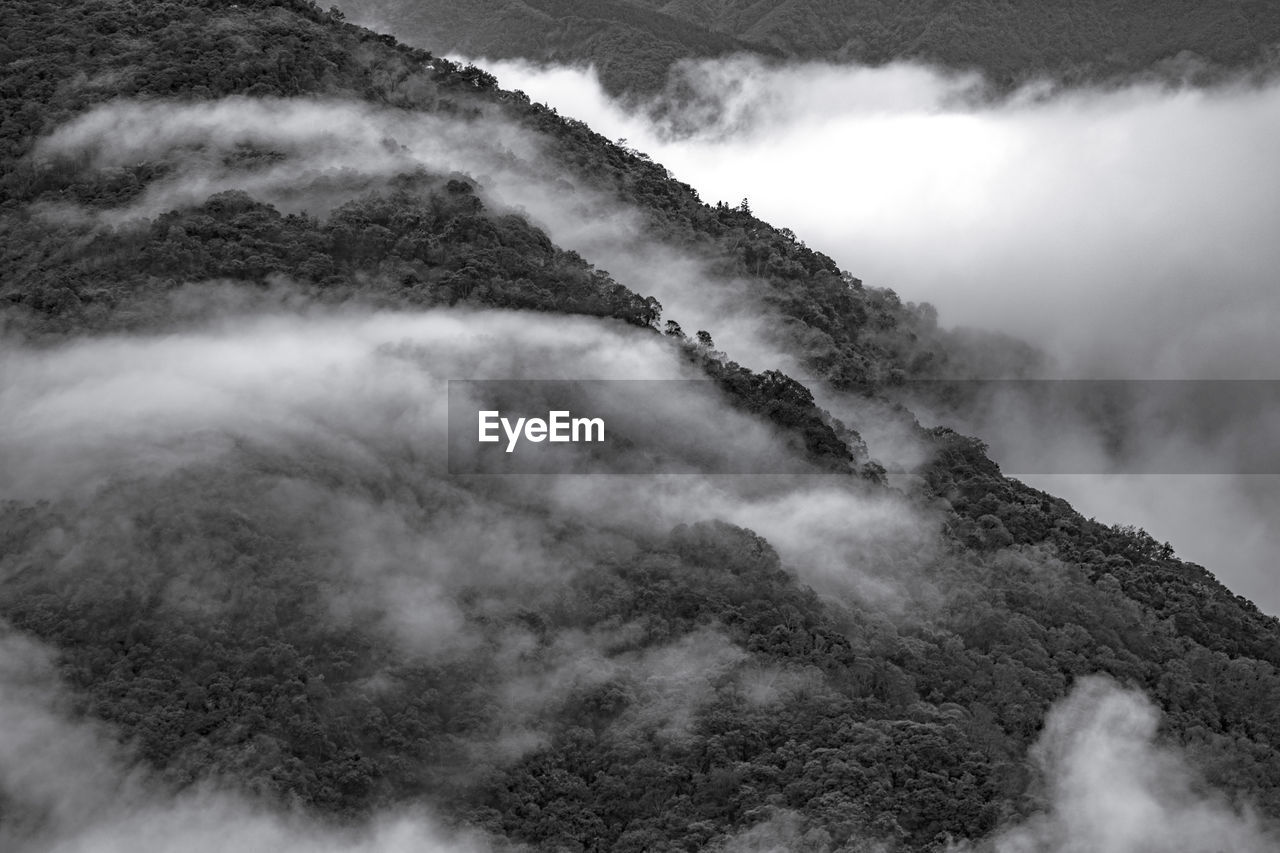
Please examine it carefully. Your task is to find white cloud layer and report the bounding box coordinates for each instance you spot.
[470,55,1280,613]
[477,56,1280,381]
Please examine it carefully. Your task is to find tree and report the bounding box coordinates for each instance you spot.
[642,295,662,326]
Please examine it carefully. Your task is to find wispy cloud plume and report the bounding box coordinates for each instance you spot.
[980,676,1278,853]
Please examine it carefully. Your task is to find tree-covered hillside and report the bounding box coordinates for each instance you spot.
[3,2,1280,852]
[335,0,1280,94]
[634,0,1280,85]
[331,0,778,96]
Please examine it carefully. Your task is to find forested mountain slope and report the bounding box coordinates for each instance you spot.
[3,2,1280,852]
[633,0,1280,84]
[335,0,1280,94]
[330,0,778,96]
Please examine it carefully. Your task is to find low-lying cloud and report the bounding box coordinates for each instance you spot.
[0,307,933,668]
[27,55,1280,612]
[478,55,1280,381]
[0,306,944,848]
[10,13,1280,847]
[470,55,1280,612]
[981,676,1278,853]
[29,95,800,378]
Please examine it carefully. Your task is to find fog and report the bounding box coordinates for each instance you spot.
[465,56,1280,613]
[24,46,1280,609]
[476,56,1280,379]
[0,627,499,853]
[11,45,1280,846]
[0,307,936,637]
[983,676,1277,853]
[6,599,1270,851]
[0,306,940,847]
[714,679,1280,852]
[30,96,802,378]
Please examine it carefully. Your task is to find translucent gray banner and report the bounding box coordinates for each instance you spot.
[446,379,839,475]
[887,379,1280,475]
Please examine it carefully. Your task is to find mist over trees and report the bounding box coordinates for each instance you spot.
[3,1,1280,851]
[332,0,1280,95]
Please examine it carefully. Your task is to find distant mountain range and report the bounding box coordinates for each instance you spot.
[338,0,1280,93]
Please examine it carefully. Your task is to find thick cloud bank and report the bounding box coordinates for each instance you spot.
[479,56,1280,381]
[472,56,1280,612]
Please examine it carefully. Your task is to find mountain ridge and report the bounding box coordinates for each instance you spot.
[336,0,1280,94]
[3,2,1280,851]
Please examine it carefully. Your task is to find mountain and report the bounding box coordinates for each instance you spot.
[3,1,1280,851]
[335,0,1280,93]
[329,0,781,95]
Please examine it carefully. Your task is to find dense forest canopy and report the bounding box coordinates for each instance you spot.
[334,0,1280,95]
[2,1,1280,851]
